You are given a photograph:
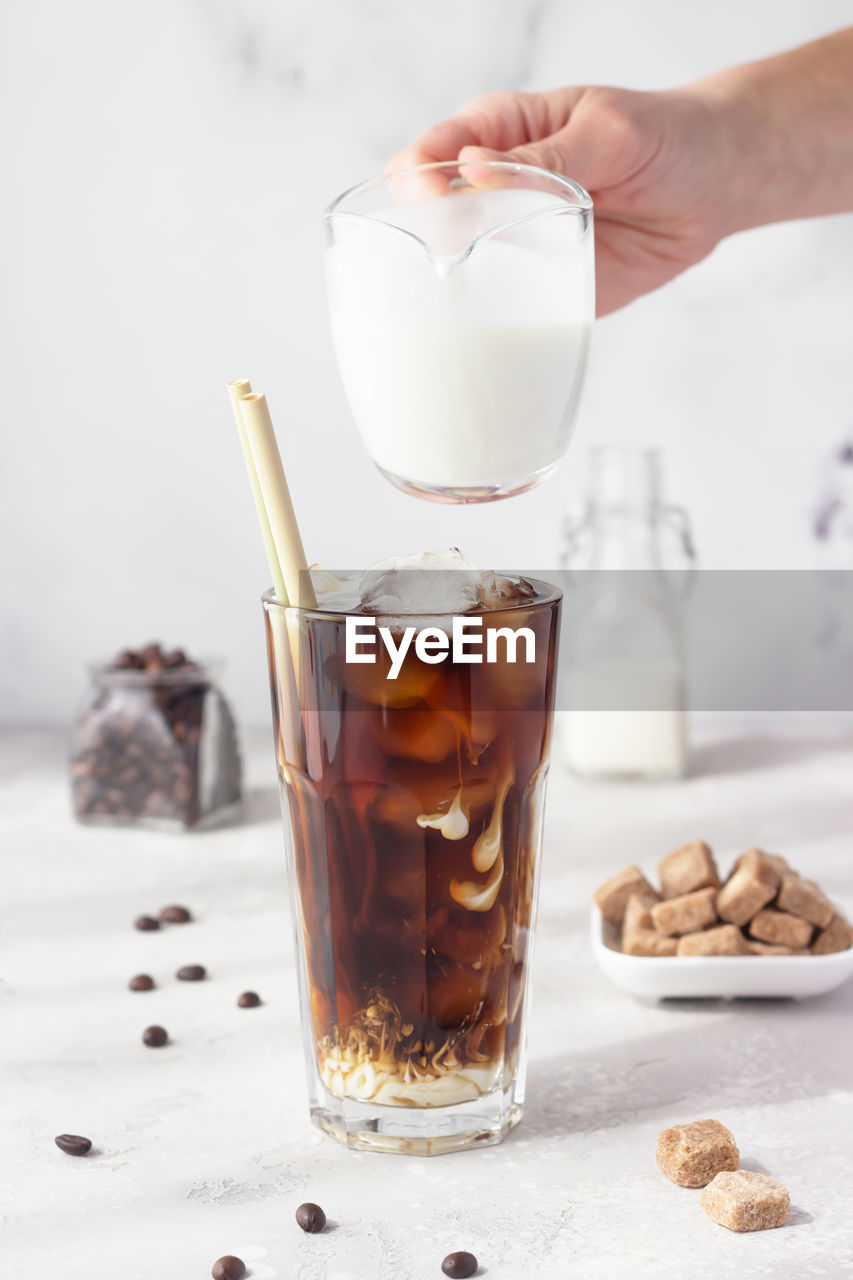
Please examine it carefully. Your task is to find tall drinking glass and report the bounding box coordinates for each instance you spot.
[264,574,561,1154]
[323,161,594,503]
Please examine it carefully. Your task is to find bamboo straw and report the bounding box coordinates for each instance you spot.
[238,391,317,609]
[227,378,287,603]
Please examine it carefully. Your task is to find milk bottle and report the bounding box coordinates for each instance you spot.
[559,448,695,780]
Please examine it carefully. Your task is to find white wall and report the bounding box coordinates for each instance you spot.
[2,0,852,725]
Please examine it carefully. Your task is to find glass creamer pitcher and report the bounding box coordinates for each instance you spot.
[323,161,594,503]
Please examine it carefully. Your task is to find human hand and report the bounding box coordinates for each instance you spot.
[388,86,733,317]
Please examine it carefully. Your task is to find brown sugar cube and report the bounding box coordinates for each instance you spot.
[716,850,780,927]
[776,873,834,930]
[623,892,656,934]
[651,887,717,937]
[734,848,788,879]
[656,1119,739,1187]
[658,841,720,899]
[811,913,853,955]
[622,928,678,957]
[749,908,813,950]
[747,940,797,955]
[593,865,659,929]
[677,925,749,956]
[700,1170,790,1232]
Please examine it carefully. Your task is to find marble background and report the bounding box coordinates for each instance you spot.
[2,0,853,724]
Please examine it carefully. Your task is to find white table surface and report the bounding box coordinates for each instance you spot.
[3,716,853,1280]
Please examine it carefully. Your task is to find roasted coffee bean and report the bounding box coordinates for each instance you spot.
[139,642,164,667]
[134,915,160,932]
[142,1025,168,1047]
[114,649,143,670]
[237,991,261,1008]
[128,974,155,992]
[158,904,192,924]
[176,964,206,981]
[144,791,172,818]
[295,1202,326,1233]
[441,1252,478,1278]
[211,1256,246,1280]
[54,1134,92,1157]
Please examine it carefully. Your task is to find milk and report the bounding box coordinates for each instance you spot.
[325,187,593,494]
[562,709,688,779]
[560,658,689,779]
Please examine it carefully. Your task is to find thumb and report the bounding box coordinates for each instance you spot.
[458,141,570,185]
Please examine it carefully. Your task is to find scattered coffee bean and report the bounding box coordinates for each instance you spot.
[441,1252,478,1278]
[237,991,261,1008]
[211,1256,246,1280]
[176,964,206,981]
[142,1025,168,1047]
[159,904,192,923]
[128,974,155,992]
[134,915,160,932]
[295,1202,327,1233]
[54,1134,92,1157]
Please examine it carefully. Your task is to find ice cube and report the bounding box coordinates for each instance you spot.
[360,548,480,616]
[309,567,363,611]
[477,571,537,610]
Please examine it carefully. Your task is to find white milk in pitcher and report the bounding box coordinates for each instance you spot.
[325,187,593,498]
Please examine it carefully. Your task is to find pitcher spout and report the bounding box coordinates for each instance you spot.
[322,160,591,267]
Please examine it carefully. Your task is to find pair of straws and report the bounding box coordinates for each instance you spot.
[227,380,316,609]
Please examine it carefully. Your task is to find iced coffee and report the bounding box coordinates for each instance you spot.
[264,556,560,1154]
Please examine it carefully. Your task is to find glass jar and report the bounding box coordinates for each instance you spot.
[70,654,243,831]
[559,447,696,780]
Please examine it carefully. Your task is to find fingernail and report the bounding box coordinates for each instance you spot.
[458,148,508,188]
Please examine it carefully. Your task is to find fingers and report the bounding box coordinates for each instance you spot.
[455,146,516,188]
[387,118,480,172]
[458,138,573,184]
[386,90,557,174]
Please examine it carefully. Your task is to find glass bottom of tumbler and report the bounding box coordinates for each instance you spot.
[310,1080,523,1156]
[377,462,558,505]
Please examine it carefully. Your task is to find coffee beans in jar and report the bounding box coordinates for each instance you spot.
[70,643,242,832]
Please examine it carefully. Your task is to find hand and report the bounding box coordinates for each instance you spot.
[388,87,733,317]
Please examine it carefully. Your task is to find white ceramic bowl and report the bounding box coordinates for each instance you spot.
[591,904,853,1001]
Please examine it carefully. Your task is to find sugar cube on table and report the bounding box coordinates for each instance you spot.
[593,865,659,929]
[716,850,780,927]
[677,925,749,956]
[749,908,813,949]
[622,928,678,956]
[651,887,718,937]
[811,914,853,955]
[658,841,720,899]
[700,1170,790,1232]
[656,1119,740,1187]
[776,873,834,929]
